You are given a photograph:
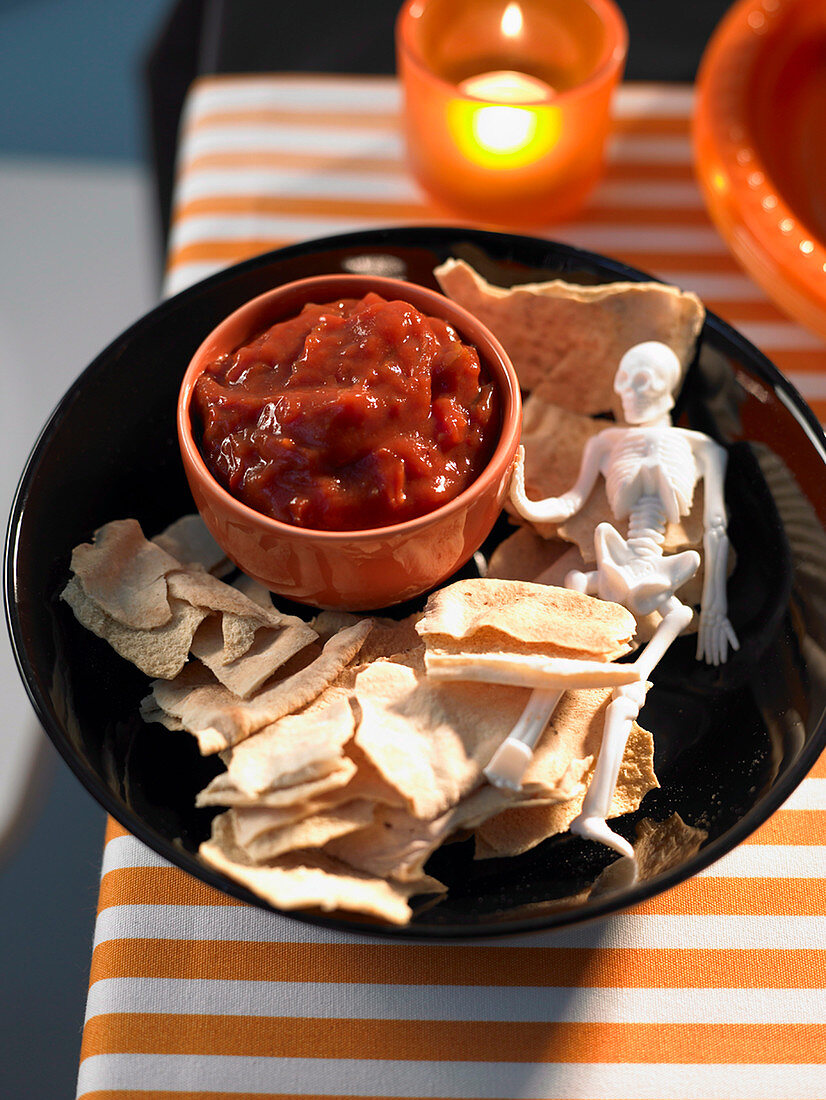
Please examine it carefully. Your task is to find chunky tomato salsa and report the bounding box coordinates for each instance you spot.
[192,292,500,531]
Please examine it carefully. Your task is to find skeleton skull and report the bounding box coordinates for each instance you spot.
[614,341,681,425]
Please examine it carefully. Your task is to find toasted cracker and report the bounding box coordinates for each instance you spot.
[166,569,303,631]
[237,798,377,862]
[218,613,259,663]
[225,694,356,797]
[70,518,179,629]
[151,619,371,753]
[153,513,231,576]
[326,783,519,882]
[425,650,642,690]
[62,576,207,679]
[197,761,359,814]
[353,657,531,820]
[487,526,578,585]
[434,258,704,415]
[312,610,423,664]
[200,813,443,925]
[417,578,636,662]
[633,813,708,880]
[189,613,317,698]
[487,526,574,583]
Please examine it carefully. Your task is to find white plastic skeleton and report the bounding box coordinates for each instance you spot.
[483,340,739,863]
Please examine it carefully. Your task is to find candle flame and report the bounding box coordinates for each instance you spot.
[500,2,524,38]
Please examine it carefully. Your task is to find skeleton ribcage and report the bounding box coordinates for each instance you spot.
[604,429,697,524]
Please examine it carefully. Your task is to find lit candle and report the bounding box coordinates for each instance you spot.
[396,0,628,224]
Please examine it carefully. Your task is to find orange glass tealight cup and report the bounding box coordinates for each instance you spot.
[395,0,627,225]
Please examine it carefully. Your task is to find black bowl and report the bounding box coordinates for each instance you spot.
[6,226,826,938]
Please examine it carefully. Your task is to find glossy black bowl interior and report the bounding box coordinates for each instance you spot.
[6,226,826,938]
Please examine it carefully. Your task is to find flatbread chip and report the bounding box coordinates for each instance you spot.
[417,578,636,661]
[237,799,376,862]
[434,258,704,415]
[327,781,559,883]
[311,611,422,664]
[196,758,357,809]
[166,569,306,632]
[310,610,361,642]
[425,650,642,690]
[200,813,443,925]
[633,813,708,880]
[70,518,179,629]
[152,619,371,753]
[153,513,231,575]
[487,527,573,583]
[326,801,460,882]
[357,613,425,665]
[487,527,578,586]
[62,576,207,679]
[353,657,530,820]
[139,694,185,730]
[226,695,356,797]
[326,785,514,882]
[189,613,317,698]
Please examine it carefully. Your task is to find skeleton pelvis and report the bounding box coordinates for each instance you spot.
[594,522,700,616]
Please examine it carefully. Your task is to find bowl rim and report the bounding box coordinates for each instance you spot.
[6,224,826,939]
[693,0,826,338]
[177,272,522,543]
[395,0,628,106]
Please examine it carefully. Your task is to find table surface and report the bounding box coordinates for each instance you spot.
[72,73,826,1100]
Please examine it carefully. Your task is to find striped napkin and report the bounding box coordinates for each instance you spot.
[76,75,826,1100]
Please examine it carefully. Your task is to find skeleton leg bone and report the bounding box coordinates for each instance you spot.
[483,688,564,790]
[569,597,695,862]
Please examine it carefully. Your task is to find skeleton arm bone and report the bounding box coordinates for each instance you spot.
[510,433,608,524]
[685,431,740,665]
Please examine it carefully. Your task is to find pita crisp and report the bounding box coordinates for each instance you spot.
[425,650,642,690]
[63,517,318,690]
[62,576,208,680]
[152,513,231,576]
[229,798,377,862]
[352,655,531,820]
[196,759,358,809]
[200,812,444,926]
[416,578,637,662]
[326,782,540,883]
[632,813,708,880]
[188,611,317,698]
[434,257,704,416]
[68,518,179,630]
[149,618,371,753]
[508,396,608,538]
[225,694,356,797]
[487,525,575,583]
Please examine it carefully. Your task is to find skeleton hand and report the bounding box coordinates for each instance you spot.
[510,447,583,524]
[696,608,739,667]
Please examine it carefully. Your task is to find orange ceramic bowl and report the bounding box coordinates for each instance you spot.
[694,0,826,340]
[177,273,521,611]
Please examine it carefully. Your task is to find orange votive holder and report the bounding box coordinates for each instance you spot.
[395,0,627,225]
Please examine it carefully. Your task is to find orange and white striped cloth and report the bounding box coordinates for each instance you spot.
[77,75,826,1100]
